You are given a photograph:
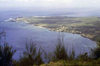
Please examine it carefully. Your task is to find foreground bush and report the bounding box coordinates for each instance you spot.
[53,43,68,61]
[17,41,44,66]
[93,42,100,59]
[0,43,16,66]
[0,31,16,66]
[77,53,91,61]
[53,35,68,61]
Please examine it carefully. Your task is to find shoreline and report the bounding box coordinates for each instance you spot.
[34,24,96,42]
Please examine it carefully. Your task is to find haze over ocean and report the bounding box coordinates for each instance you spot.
[0,0,100,17]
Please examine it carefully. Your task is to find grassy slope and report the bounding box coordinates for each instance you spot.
[41,59,100,66]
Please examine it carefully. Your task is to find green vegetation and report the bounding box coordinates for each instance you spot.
[0,31,100,66]
[41,40,100,66]
[0,44,16,66]
[53,42,68,61]
[41,42,100,66]
[1,40,100,66]
[41,59,100,66]
[15,16,100,42]
[93,43,100,59]
[14,41,44,66]
[53,36,68,61]
[0,32,16,66]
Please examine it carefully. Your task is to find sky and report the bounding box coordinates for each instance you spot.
[0,0,100,16]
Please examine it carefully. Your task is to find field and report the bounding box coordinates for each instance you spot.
[13,16,100,42]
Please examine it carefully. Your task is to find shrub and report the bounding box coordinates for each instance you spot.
[54,43,68,60]
[68,49,75,60]
[0,43,16,66]
[18,41,44,66]
[0,31,16,66]
[93,46,100,59]
[77,53,90,61]
[53,34,68,61]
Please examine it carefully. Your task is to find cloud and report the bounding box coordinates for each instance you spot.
[0,0,100,11]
